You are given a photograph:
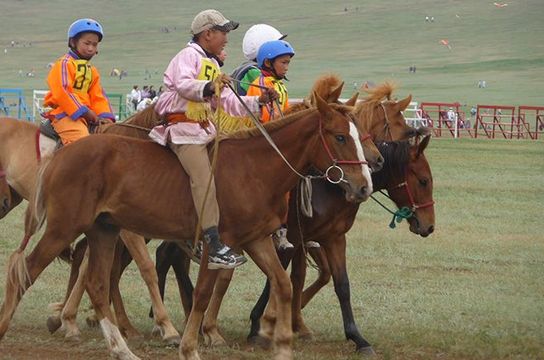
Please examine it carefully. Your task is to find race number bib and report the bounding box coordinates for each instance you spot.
[72,60,92,93]
[198,58,219,81]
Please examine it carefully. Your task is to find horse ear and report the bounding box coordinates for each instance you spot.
[417,134,431,156]
[345,92,359,106]
[395,94,412,112]
[315,92,333,119]
[328,81,344,103]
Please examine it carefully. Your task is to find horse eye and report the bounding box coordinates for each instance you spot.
[419,178,428,186]
[335,135,346,143]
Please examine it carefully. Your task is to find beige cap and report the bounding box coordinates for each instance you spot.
[191,9,239,35]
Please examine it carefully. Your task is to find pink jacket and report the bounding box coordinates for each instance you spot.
[149,42,260,145]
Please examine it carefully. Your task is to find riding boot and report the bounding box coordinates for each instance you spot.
[272,224,294,250]
[203,226,247,270]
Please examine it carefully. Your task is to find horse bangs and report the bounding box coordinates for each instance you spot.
[377,140,410,176]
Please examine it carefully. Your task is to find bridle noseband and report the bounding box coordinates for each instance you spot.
[318,113,369,184]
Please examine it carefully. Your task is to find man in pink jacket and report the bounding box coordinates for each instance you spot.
[149,9,277,269]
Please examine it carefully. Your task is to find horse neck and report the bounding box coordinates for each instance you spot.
[220,113,321,198]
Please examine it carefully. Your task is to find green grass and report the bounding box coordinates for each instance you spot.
[0,138,543,359]
[0,0,543,112]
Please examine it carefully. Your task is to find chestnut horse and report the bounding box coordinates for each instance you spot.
[0,114,181,343]
[0,96,372,360]
[150,81,426,353]
[49,75,386,342]
[0,166,11,218]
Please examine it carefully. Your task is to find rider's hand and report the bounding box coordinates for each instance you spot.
[212,73,232,91]
[258,88,279,105]
[82,110,98,124]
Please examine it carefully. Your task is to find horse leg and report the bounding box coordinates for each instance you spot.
[59,246,89,340]
[179,244,219,360]
[170,244,193,321]
[46,237,88,335]
[109,238,143,339]
[120,230,180,345]
[0,226,80,340]
[324,237,374,354]
[244,237,293,360]
[149,241,173,319]
[300,246,331,309]
[249,246,293,346]
[85,222,140,360]
[202,268,233,347]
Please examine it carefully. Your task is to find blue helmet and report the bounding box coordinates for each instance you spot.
[68,18,104,42]
[257,40,295,68]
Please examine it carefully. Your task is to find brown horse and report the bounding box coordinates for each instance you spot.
[51,75,387,342]
[193,82,428,352]
[150,81,427,352]
[0,166,12,218]
[0,96,373,360]
[0,114,181,343]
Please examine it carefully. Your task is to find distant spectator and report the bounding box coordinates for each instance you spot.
[447,107,458,123]
[148,85,157,99]
[136,98,153,111]
[157,85,164,97]
[130,85,141,110]
[470,106,477,119]
[141,85,151,99]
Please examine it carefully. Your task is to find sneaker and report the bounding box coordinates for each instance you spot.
[208,244,247,270]
[272,226,294,250]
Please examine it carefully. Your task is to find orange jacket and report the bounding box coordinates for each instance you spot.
[44,50,114,121]
[247,74,288,123]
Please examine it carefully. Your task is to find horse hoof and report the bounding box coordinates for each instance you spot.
[46,316,62,334]
[297,331,314,341]
[86,316,99,328]
[65,334,81,342]
[164,335,181,346]
[151,325,163,337]
[356,346,376,357]
[247,335,271,350]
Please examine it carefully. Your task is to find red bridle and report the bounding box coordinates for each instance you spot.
[390,170,435,212]
[317,117,369,184]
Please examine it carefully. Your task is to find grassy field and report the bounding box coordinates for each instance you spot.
[1,0,543,111]
[0,138,543,359]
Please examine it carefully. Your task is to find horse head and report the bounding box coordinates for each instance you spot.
[0,168,11,218]
[379,135,435,237]
[352,82,416,143]
[313,93,373,203]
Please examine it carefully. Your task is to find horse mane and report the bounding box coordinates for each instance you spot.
[123,104,162,128]
[286,74,345,115]
[221,107,316,140]
[311,74,343,100]
[361,81,397,104]
[377,140,410,177]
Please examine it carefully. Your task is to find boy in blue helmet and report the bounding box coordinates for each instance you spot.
[247,39,295,250]
[43,18,114,145]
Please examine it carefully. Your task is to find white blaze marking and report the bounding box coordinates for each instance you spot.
[348,122,373,196]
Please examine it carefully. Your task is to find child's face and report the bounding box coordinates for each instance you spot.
[204,29,228,57]
[74,32,100,59]
[270,54,292,78]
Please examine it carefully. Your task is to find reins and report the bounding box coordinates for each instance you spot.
[370,169,435,228]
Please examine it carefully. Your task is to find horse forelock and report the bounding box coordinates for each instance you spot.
[377,140,410,177]
[361,81,397,104]
[311,74,343,101]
